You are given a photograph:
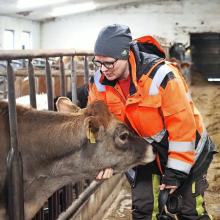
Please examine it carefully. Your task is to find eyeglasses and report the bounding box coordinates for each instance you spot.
[92,57,118,69]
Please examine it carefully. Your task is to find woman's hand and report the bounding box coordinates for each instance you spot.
[96,168,114,180]
[159,183,177,194]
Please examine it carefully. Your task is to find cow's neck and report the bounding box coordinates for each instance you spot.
[18,110,87,159]
[16,109,92,219]
[23,150,96,220]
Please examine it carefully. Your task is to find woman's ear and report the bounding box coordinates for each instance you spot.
[56,97,81,113]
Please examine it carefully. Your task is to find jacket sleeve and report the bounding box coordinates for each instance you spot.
[160,67,196,174]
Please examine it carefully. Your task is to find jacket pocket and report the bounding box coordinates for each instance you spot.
[162,102,186,117]
[138,94,161,108]
[133,95,164,136]
[107,101,124,119]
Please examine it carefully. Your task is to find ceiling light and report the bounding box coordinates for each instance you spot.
[50,2,96,17]
[17,0,69,10]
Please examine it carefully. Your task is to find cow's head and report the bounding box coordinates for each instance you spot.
[56,97,155,174]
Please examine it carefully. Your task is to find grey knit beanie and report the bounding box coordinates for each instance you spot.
[94,24,132,60]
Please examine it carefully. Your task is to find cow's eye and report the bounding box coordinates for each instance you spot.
[119,132,129,141]
[115,129,129,150]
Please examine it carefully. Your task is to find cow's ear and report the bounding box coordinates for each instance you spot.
[56,97,81,113]
[84,116,104,142]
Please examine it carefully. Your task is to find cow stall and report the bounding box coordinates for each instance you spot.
[0,37,171,220]
[0,49,98,220]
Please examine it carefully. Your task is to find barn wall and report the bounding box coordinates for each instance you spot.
[0,15,40,49]
[41,0,220,50]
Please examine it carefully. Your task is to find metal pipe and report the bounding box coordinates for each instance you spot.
[59,56,66,96]
[6,60,25,220]
[0,49,93,60]
[57,181,102,220]
[45,58,54,111]
[0,70,73,77]
[71,56,77,104]
[28,59,37,108]
[84,56,89,84]
[60,185,73,212]
[75,182,84,199]
[48,191,59,220]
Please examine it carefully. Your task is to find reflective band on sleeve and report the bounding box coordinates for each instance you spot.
[186,92,192,102]
[167,158,192,174]
[151,129,166,142]
[149,64,172,95]
[143,129,166,143]
[143,137,154,143]
[195,130,208,160]
[94,71,106,92]
[127,168,136,180]
[169,141,195,152]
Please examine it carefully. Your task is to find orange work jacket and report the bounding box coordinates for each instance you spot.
[88,36,207,174]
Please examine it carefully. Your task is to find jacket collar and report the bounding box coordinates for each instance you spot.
[99,71,117,87]
[130,41,163,80]
[99,66,137,95]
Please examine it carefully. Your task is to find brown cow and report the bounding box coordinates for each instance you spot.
[0,100,154,220]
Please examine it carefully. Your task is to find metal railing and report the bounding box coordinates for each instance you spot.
[0,49,97,220]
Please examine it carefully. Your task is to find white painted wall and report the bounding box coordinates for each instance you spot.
[41,0,220,50]
[0,15,40,49]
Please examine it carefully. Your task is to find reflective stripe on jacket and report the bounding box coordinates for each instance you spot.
[88,36,207,174]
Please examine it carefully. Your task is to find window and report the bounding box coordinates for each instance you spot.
[21,31,31,49]
[3,30,14,49]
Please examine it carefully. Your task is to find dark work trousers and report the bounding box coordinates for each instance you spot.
[130,161,212,220]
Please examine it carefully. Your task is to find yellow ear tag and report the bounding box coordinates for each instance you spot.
[87,128,96,143]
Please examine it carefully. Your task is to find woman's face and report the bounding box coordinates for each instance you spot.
[94,56,129,81]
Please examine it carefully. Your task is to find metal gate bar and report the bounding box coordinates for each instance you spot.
[59,57,66,97]
[45,57,54,111]
[0,49,93,220]
[28,59,37,108]
[71,56,77,104]
[6,60,25,220]
[0,49,93,60]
